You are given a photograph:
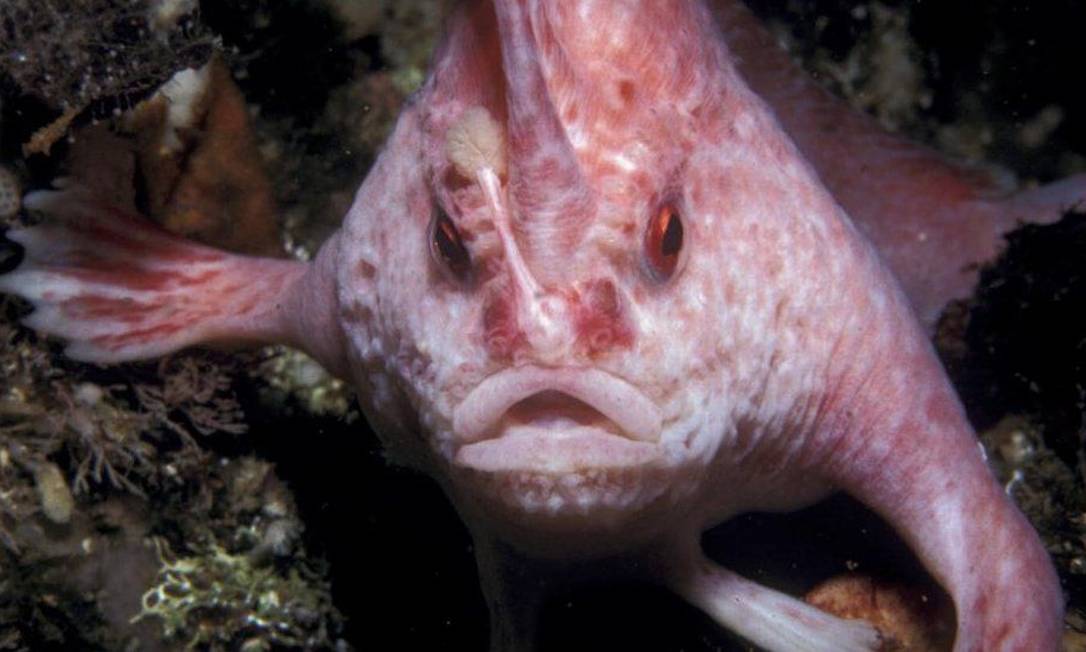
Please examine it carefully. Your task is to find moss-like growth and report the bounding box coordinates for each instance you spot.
[255,348,355,420]
[0,0,214,112]
[134,536,338,651]
[0,305,246,502]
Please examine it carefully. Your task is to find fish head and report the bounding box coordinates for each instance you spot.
[335,0,821,553]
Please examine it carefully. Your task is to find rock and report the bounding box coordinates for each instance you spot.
[805,574,955,651]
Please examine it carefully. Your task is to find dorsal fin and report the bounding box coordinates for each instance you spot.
[711,0,1086,327]
[492,0,593,265]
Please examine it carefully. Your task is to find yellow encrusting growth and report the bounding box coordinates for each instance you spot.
[446,106,506,179]
[32,461,73,524]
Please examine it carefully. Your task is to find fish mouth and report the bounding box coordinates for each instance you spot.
[451,366,663,474]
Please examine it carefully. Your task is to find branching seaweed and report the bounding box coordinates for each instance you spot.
[0,296,250,551]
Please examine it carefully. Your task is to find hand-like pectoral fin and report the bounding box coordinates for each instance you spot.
[663,542,881,652]
[825,377,1063,651]
[0,185,347,377]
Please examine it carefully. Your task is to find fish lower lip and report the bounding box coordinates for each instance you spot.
[452,366,662,445]
[453,425,660,474]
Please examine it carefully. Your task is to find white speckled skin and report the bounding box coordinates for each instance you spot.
[0,1,1071,650]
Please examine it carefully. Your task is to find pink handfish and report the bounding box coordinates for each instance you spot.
[3,1,1080,650]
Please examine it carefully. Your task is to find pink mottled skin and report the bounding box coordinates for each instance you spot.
[711,0,1086,329]
[0,1,1078,650]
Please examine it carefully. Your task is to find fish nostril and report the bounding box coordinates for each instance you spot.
[576,279,633,355]
[585,279,619,315]
[587,326,615,352]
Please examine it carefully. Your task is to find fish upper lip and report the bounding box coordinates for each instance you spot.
[452,365,662,445]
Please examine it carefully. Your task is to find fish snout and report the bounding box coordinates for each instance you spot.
[481,278,634,362]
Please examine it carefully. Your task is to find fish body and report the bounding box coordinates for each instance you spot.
[2,1,1081,650]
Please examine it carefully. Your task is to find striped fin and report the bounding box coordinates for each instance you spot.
[0,186,307,363]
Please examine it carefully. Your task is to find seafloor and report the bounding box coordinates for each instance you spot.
[0,1,1083,651]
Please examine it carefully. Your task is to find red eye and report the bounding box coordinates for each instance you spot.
[430,209,472,280]
[644,205,683,281]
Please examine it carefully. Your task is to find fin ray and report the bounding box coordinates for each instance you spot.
[1,186,306,363]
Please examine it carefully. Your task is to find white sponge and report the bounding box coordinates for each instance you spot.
[446,106,506,179]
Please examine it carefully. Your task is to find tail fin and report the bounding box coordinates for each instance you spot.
[0,185,307,364]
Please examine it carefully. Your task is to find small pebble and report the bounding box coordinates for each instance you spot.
[33,461,74,524]
[73,382,105,407]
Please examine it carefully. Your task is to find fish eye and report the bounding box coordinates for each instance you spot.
[429,208,472,280]
[644,204,684,281]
